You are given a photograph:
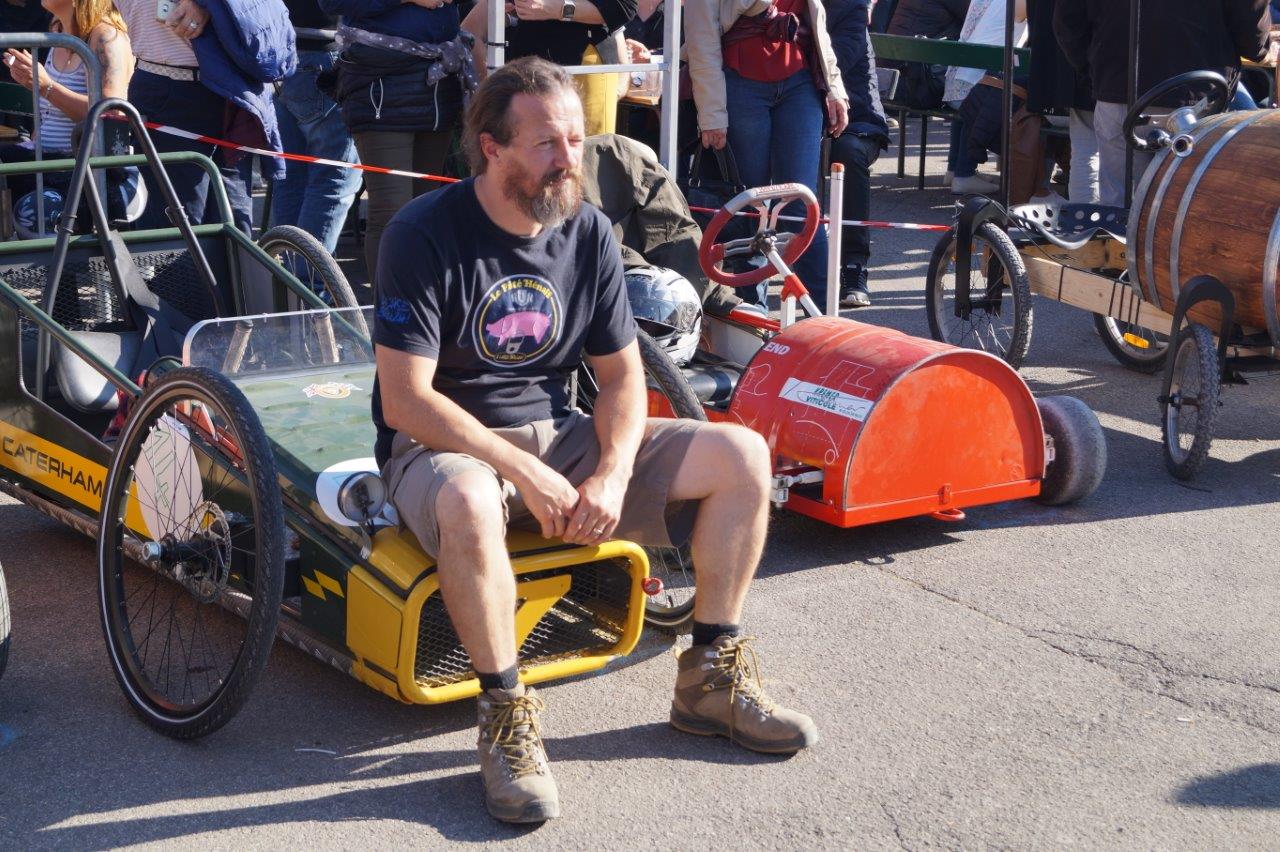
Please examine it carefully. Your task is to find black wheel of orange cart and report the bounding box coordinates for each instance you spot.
[1162,322,1220,480]
[926,222,1033,368]
[1035,396,1107,506]
[98,366,285,739]
[571,329,704,632]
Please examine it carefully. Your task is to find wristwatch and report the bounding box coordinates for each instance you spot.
[560,0,576,21]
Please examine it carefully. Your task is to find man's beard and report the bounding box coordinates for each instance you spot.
[503,165,583,228]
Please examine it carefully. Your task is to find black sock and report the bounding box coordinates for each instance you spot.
[477,664,520,692]
[691,621,740,647]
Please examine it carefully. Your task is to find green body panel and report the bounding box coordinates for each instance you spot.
[234,364,378,499]
[234,364,387,642]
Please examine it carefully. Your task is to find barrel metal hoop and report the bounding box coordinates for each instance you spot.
[1169,110,1272,305]
[1128,146,1173,304]
[1133,112,1230,309]
[1140,144,1187,309]
[1261,208,1280,347]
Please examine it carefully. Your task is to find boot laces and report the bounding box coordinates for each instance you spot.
[482,693,547,778]
[708,637,777,719]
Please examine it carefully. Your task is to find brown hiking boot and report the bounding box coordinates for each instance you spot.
[477,684,560,823]
[670,635,818,754]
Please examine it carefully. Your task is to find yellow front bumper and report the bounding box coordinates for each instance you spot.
[344,528,649,704]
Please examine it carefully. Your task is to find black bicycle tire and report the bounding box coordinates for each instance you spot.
[259,225,366,328]
[926,222,1034,368]
[1162,323,1220,481]
[1092,313,1168,373]
[572,330,705,630]
[635,331,706,631]
[98,367,286,739]
[0,561,9,683]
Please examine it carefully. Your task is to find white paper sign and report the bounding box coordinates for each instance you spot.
[779,379,874,422]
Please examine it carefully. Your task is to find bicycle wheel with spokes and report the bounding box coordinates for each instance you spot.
[1093,313,1169,373]
[98,366,285,739]
[926,222,1033,367]
[1162,322,1220,480]
[572,330,704,630]
[259,225,367,331]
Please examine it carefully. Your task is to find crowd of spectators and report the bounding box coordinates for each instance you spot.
[0,0,1277,309]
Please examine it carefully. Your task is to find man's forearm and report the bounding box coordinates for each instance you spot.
[568,0,605,24]
[590,370,646,481]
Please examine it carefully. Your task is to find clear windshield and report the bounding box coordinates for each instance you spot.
[182,306,373,377]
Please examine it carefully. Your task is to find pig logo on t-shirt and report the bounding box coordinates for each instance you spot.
[474,275,562,366]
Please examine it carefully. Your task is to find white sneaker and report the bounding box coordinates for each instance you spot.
[951,174,1000,196]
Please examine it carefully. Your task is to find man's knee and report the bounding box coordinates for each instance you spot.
[435,470,506,540]
[705,424,771,490]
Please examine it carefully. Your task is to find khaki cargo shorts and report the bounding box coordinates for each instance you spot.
[381,410,703,558]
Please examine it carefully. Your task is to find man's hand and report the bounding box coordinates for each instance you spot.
[406,0,452,8]
[511,458,580,539]
[626,38,651,63]
[166,0,210,40]
[565,471,627,545]
[826,96,849,137]
[510,0,561,20]
[701,128,727,149]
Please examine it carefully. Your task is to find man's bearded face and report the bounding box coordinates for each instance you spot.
[503,160,583,229]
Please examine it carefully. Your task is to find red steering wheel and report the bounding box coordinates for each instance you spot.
[698,183,821,288]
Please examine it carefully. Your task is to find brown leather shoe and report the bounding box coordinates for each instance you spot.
[670,635,819,754]
[477,685,560,823]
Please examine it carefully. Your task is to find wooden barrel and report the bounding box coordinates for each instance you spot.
[1128,109,1280,342]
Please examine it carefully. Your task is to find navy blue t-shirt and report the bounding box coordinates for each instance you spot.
[371,178,636,467]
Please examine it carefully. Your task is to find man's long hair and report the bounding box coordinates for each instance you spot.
[463,57,576,175]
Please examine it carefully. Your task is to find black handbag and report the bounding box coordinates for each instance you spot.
[683,141,753,243]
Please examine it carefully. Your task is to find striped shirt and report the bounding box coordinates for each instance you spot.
[113,0,198,66]
[34,56,85,153]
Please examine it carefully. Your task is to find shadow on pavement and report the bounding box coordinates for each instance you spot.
[16,719,786,847]
[1175,764,1280,809]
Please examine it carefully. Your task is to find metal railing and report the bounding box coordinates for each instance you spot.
[0,32,107,237]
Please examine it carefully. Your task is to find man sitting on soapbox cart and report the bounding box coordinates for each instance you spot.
[373,58,818,825]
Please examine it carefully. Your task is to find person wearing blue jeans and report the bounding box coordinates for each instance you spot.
[129,69,254,232]
[724,67,832,309]
[271,47,362,254]
[947,114,978,178]
[685,0,848,313]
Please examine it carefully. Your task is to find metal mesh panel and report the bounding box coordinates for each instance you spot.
[1,245,219,343]
[414,557,634,689]
[139,248,220,321]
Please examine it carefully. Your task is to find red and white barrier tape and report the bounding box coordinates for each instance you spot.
[687,205,950,232]
[110,115,951,233]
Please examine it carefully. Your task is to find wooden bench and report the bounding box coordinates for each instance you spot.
[871,34,1031,190]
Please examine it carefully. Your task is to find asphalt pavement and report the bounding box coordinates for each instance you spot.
[2,132,1280,849]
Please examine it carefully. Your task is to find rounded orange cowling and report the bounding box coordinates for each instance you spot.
[723,318,1044,527]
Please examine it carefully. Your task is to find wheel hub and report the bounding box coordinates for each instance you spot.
[143,502,233,603]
